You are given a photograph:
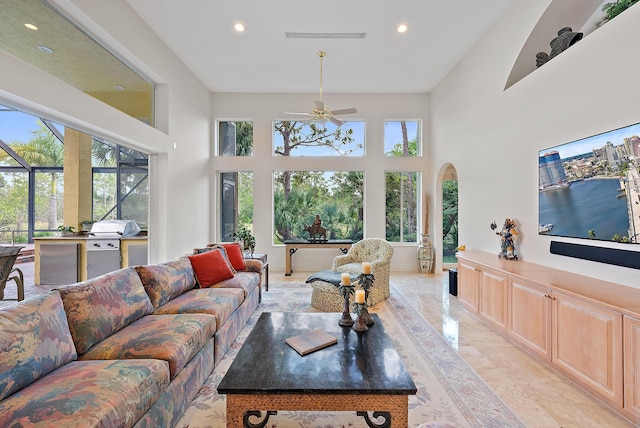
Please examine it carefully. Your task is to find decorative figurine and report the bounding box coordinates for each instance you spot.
[492,218,519,260]
[303,214,328,242]
[536,27,583,67]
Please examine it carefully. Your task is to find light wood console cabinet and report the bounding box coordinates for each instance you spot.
[457,251,640,422]
[458,259,508,333]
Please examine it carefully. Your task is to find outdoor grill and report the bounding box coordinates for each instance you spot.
[88,220,141,240]
[86,220,141,278]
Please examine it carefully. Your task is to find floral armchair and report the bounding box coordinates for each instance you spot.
[331,238,393,305]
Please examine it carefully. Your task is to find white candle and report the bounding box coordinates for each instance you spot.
[355,289,365,304]
[362,262,372,275]
[341,272,351,285]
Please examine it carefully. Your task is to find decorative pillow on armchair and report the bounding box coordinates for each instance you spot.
[188,248,235,287]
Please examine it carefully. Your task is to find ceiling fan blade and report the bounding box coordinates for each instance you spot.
[284,112,314,116]
[314,100,325,111]
[331,108,357,115]
[329,117,344,126]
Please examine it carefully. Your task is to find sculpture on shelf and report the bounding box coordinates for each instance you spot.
[491,218,519,260]
[303,214,328,242]
[536,27,583,68]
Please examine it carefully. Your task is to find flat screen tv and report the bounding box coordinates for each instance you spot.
[538,122,640,244]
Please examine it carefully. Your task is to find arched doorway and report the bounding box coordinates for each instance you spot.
[439,163,458,269]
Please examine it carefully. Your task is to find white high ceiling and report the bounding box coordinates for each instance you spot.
[126,0,517,94]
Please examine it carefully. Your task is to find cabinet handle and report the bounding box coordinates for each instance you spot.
[544,294,557,300]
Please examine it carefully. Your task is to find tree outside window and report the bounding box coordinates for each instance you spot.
[218,121,253,156]
[273,121,363,157]
[442,179,459,263]
[273,171,363,244]
[384,121,420,157]
[272,120,364,244]
[0,105,149,243]
[386,171,419,243]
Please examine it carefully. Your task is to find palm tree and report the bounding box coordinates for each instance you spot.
[5,123,63,229]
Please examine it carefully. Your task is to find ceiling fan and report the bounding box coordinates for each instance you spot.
[285,51,357,126]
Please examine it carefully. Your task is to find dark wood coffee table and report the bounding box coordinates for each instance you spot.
[217,312,416,427]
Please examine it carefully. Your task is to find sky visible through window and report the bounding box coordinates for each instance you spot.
[0,105,55,143]
[272,120,420,156]
[384,121,420,155]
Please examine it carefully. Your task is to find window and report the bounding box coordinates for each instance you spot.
[218,121,253,156]
[442,177,459,264]
[384,121,420,156]
[0,105,149,243]
[91,140,149,228]
[273,121,364,156]
[273,171,363,244]
[220,172,253,242]
[386,171,419,243]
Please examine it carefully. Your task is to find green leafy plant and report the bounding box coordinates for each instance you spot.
[232,225,255,250]
[57,225,76,234]
[597,0,639,27]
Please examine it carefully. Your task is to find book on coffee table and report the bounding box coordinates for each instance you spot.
[285,328,338,356]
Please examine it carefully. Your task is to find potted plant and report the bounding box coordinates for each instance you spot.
[232,225,255,255]
[80,220,95,233]
[57,225,76,237]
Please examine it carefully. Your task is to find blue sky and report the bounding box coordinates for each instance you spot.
[541,122,640,159]
[0,106,45,143]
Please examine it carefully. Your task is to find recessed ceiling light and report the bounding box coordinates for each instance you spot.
[37,45,54,54]
[234,22,245,32]
[25,23,38,31]
[397,24,408,33]
[114,85,126,91]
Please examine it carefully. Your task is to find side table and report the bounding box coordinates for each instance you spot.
[244,252,268,293]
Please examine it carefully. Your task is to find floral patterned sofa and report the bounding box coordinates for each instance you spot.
[0,244,261,427]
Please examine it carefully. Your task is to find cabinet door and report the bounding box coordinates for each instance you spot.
[624,315,640,417]
[457,261,479,314]
[552,292,623,406]
[478,268,508,333]
[508,278,551,361]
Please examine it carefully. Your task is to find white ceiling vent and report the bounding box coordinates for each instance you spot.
[285,32,366,39]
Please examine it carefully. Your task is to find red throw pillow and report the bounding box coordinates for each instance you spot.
[220,242,247,271]
[188,248,234,287]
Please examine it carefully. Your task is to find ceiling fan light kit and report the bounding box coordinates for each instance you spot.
[285,50,357,126]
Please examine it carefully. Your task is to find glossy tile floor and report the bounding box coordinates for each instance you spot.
[2,264,634,427]
[284,270,633,428]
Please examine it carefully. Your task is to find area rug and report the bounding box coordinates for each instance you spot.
[176,282,525,428]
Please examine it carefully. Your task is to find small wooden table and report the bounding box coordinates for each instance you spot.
[217,312,416,427]
[283,240,352,276]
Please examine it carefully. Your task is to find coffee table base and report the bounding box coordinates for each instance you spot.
[227,393,406,428]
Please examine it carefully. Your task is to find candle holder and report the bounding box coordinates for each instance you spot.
[352,302,368,333]
[337,283,354,327]
[357,273,375,326]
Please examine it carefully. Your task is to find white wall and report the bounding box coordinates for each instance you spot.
[431,0,640,287]
[211,93,430,272]
[0,0,213,261]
